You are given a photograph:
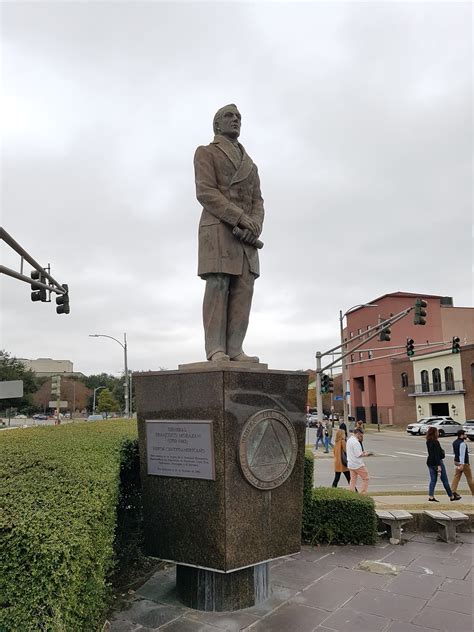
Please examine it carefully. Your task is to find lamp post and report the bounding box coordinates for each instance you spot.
[93,386,106,413]
[89,333,129,418]
[339,304,378,424]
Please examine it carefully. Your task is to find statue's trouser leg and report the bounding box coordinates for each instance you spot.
[226,258,255,359]
[203,273,230,359]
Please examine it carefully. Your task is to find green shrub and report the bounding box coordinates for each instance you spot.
[112,438,146,587]
[0,419,138,632]
[302,487,377,545]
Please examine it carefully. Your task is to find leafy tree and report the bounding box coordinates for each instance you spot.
[97,388,119,419]
[80,373,125,412]
[0,350,39,415]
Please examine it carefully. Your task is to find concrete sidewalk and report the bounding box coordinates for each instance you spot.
[373,494,473,510]
[106,533,473,632]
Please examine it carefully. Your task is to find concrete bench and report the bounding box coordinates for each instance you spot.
[376,510,413,544]
[425,510,469,543]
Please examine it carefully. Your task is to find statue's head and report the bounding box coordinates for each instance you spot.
[213,104,241,139]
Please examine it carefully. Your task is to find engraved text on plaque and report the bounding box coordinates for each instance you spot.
[146,420,215,480]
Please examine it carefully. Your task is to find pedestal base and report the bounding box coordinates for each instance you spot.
[176,563,269,612]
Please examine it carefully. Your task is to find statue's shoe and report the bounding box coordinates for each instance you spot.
[230,352,260,363]
[209,351,230,362]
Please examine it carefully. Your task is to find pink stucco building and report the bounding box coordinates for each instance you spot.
[344,292,474,425]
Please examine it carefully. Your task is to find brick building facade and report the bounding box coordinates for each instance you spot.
[344,292,474,425]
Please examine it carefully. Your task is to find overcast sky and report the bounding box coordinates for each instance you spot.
[1,1,472,376]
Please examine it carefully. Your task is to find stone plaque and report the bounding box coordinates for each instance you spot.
[239,409,297,490]
[146,420,215,480]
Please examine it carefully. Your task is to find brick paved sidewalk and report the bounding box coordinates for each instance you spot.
[106,532,473,632]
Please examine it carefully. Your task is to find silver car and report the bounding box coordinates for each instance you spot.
[406,416,455,436]
[462,420,474,441]
[419,419,463,437]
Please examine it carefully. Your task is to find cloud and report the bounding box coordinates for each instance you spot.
[1,1,471,375]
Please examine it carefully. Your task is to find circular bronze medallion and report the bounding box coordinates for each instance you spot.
[239,409,298,490]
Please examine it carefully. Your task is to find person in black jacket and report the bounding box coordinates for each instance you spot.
[426,426,461,502]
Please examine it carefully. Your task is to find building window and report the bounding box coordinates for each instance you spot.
[359,352,364,360]
[358,328,362,335]
[368,350,373,359]
[432,368,442,392]
[421,370,429,392]
[471,363,474,382]
[401,372,408,388]
[444,366,454,391]
[350,332,354,338]
[350,354,354,362]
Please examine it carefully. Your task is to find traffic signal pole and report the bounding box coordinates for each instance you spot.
[0,228,67,297]
[315,307,416,419]
[316,352,323,422]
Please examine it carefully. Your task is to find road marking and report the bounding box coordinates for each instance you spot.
[396,451,454,459]
[377,453,397,458]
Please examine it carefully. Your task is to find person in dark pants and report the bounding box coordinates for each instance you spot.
[323,420,334,453]
[451,429,474,496]
[332,429,351,487]
[426,426,461,502]
[314,422,324,451]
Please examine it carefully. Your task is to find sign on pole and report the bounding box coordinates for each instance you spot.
[0,380,24,399]
[48,401,68,409]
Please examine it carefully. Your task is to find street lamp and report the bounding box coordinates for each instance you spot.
[93,386,106,413]
[339,304,378,424]
[89,333,130,418]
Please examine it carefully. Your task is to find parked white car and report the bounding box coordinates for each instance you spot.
[419,418,463,437]
[462,420,474,441]
[406,416,455,436]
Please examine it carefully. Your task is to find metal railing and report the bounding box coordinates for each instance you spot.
[409,380,465,395]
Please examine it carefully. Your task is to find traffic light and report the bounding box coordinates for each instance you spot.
[51,375,61,397]
[414,298,427,325]
[452,336,461,354]
[379,326,391,342]
[56,284,70,314]
[320,373,334,394]
[406,338,415,357]
[30,270,47,302]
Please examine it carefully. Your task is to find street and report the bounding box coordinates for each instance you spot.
[306,427,474,493]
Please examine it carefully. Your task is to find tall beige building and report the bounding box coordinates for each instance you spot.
[20,358,74,376]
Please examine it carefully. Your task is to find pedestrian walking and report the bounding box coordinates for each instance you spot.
[339,420,347,438]
[347,428,370,494]
[323,420,334,453]
[314,422,324,451]
[332,429,350,487]
[451,429,474,496]
[355,420,364,449]
[426,426,461,502]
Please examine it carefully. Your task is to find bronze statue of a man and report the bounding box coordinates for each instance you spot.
[194,104,265,362]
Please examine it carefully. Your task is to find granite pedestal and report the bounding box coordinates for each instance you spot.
[134,365,307,611]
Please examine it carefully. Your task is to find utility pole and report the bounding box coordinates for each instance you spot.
[316,352,323,422]
[89,333,130,419]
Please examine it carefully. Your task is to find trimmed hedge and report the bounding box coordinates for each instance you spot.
[0,420,138,632]
[302,486,377,545]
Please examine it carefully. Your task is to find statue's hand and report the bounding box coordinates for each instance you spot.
[239,214,260,235]
[238,229,259,246]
